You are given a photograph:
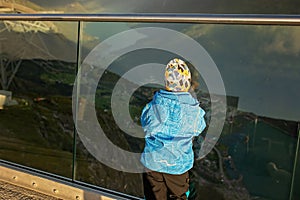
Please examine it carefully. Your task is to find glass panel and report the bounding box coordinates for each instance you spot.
[0,21,78,178]
[76,22,300,199]
[0,0,299,14]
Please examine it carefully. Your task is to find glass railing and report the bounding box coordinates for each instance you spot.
[0,14,299,200]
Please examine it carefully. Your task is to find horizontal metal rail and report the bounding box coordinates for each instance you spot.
[0,160,142,200]
[0,13,300,25]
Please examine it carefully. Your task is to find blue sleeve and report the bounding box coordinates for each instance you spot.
[140,99,168,137]
[141,103,151,131]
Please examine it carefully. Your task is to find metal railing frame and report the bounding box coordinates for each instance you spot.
[0,13,300,25]
[0,12,299,200]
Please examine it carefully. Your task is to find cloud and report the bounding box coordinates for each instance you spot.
[28,0,138,13]
[263,27,300,56]
[27,0,300,14]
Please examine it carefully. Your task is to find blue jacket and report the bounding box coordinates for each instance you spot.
[140,90,206,174]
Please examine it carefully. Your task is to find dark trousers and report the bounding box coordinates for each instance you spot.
[143,170,189,200]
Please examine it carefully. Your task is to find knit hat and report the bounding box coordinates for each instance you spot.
[165,58,191,92]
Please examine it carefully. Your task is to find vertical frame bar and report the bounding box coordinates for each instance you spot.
[72,20,83,181]
[289,122,300,200]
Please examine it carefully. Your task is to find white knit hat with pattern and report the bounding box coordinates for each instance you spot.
[165,58,191,92]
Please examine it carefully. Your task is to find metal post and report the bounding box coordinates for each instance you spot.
[72,20,83,182]
[289,122,300,200]
[252,117,258,148]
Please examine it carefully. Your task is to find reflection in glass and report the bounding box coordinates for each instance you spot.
[75,22,300,199]
[0,21,78,177]
[0,17,299,199]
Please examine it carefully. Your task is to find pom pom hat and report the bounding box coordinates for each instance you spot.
[165,58,191,92]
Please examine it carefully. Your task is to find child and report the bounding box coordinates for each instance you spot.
[140,58,206,200]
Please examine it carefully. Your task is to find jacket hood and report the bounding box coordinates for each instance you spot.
[155,89,199,106]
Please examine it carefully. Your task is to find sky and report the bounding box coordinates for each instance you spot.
[82,22,300,122]
[4,1,300,121]
[27,0,300,14]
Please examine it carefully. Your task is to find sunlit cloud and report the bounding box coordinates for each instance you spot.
[263,27,300,56]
